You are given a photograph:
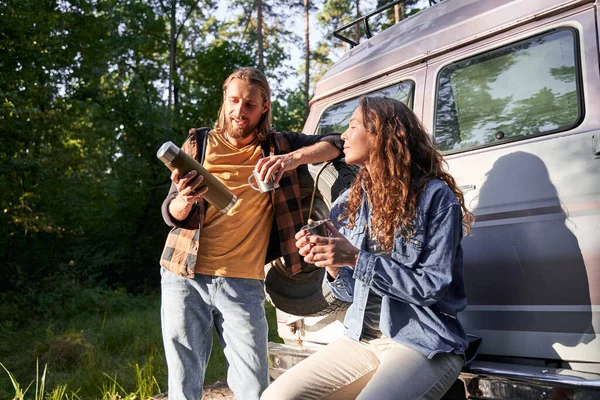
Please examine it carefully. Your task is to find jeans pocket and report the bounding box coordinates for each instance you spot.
[160,267,187,289]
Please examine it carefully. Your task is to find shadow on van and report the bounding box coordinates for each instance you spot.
[460,151,594,366]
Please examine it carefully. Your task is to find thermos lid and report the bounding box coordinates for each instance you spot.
[157,141,180,164]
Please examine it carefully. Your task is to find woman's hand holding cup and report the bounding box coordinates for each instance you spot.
[295,219,360,275]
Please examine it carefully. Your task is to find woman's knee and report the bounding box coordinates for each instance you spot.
[261,373,304,400]
[261,338,380,400]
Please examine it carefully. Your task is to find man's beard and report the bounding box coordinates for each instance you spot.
[225,117,257,139]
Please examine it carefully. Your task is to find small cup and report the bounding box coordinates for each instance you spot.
[301,219,329,237]
[248,170,280,193]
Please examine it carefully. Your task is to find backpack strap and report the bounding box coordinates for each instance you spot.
[187,127,212,214]
[188,127,211,164]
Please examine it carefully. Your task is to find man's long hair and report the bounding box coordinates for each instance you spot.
[343,96,473,252]
[213,67,273,141]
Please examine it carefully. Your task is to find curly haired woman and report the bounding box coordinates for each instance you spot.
[261,96,473,400]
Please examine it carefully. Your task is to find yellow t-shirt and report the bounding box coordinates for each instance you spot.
[195,132,274,279]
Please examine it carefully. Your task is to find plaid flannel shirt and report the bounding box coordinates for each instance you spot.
[159,127,343,278]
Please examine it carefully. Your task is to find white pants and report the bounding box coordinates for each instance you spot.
[261,336,464,400]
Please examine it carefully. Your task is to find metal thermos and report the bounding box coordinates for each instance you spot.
[157,141,237,213]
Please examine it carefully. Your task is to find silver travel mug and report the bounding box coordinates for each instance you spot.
[248,170,280,193]
[301,219,329,237]
[157,141,237,213]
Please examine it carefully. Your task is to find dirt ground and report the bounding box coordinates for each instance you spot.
[200,382,234,400]
[150,381,234,400]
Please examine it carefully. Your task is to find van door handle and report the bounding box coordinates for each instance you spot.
[460,184,476,193]
[593,135,600,158]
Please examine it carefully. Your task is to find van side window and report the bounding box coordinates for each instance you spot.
[434,29,581,153]
[315,81,414,135]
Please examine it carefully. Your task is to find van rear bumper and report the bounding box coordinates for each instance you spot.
[268,342,600,399]
[462,361,600,399]
[268,342,318,379]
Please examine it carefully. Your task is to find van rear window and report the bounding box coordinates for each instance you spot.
[315,81,414,135]
[434,29,582,153]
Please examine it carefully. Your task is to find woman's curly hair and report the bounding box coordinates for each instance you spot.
[342,96,473,252]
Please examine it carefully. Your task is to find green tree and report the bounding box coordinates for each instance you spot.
[1,0,370,326]
[0,0,257,322]
[219,0,298,93]
[272,88,309,132]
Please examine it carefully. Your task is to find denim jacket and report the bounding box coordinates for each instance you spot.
[328,179,469,359]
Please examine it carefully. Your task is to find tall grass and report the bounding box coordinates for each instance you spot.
[0,289,281,399]
[0,289,167,399]
[0,361,30,399]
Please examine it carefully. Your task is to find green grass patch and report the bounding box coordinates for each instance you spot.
[0,289,282,399]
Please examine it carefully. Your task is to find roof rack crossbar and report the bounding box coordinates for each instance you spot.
[333,0,409,48]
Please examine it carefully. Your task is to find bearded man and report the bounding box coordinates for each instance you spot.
[159,67,343,400]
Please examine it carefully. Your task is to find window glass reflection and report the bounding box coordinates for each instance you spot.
[316,81,414,135]
[435,29,580,152]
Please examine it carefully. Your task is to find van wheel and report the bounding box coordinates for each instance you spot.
[264,161,357,316]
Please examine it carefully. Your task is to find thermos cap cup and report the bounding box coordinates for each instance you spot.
[248,170,280,193]
[156,141,179,164]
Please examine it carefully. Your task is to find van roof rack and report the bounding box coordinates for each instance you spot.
[333,0,438,48]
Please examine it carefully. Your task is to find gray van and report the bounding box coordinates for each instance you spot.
[264,0,600,398]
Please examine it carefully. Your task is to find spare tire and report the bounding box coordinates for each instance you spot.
[264,161,357,317]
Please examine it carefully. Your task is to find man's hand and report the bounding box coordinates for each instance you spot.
[254,141,341,186]
[255,153,298,186]
[172,169,208,204]
[168,169,209,220]
[295,220,359,276]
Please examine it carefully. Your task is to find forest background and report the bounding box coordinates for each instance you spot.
[0,0,429,397]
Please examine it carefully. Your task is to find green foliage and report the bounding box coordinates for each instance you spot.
[0,0,261,312]
[0,362,30,400]
[0,291,282,399]
[176,40,255,132]
[218,0,297,93]
[0,290,165,399]
[0,0,431,394]
[1,0,434,311]
[0,0,417,397]
[33,331,92,371]
[272,88,309,132]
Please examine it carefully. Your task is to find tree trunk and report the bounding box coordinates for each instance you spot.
[355,0,360,45]
[257,0,264,70]
[169,0,176,110]
[304,0,310,114]
[394,3,405,23]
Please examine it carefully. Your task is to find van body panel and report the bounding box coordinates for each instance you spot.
[417,5,600,366]
[313,0,593,104]
[444,127,600,363]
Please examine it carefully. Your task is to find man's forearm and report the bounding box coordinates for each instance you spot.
[291,141,341,166]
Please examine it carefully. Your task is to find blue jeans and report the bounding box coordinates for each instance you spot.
[160,267,269,400]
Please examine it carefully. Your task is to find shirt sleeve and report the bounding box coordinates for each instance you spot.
[160,137,203,229]
[282,131,344,157]
[326,267,355,303]
[352,203,463,307]
[324,191,355,302]
[161,181,203,229]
